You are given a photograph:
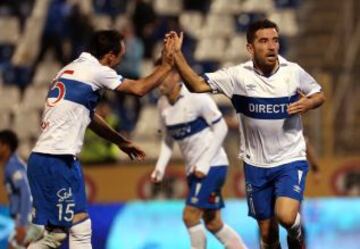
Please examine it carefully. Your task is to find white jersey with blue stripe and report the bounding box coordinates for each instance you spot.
[205,56,322,168]
[33,52,123,155]
[158,86,229,174]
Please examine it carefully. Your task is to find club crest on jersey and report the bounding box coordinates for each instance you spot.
[47,81,66,107]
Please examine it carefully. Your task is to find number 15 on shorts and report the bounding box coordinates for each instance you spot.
[56,203,75,222]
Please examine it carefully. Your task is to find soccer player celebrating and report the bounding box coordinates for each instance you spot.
[0,130,43,249]
[165,19,325,249]
[26,30,174,249]
[151,68,247,249]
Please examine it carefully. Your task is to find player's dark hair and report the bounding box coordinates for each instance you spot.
[0,130,19,153]
[246,19,279,43]
[87,30,124,60]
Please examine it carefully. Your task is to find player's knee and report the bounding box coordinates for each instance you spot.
[276,213,297,229]
[70,217,92,242]
[204,220,223,233]
[203,214,223,233]
[183,207,202,227]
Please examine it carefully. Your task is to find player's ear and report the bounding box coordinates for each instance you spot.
[246,43,254,56]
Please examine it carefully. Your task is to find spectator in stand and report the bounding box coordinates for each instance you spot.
[132,0,158,58]
[67,3,94,61]
[115,20,144,136]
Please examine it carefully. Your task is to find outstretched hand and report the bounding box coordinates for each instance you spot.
[164,31,183,53]
[117,141,145,160]
[161,33,176,67]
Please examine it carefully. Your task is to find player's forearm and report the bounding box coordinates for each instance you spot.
[196,118,228,174]
[89,114,128,145]
[307,92,325,110]
[155,138,173,173]
[134,64,173,96]
[174,51,211,93]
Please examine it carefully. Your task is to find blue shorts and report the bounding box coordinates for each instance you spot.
[244,160,309,220]
[27,152,88,228]
[186,166,227,209]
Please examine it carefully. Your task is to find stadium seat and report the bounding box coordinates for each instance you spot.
[22,86,48,110]
[224,34,249,63]
[91,14,113,30]
[32,61,61,86]
[0,111,10,130]
[0,44,15,65]
[210,0,242,14]
[0,16,20,44]
[235,12,267,32]
[274,0,301,8]
[12,106,41,139]
[241,0,274,13]
[0,85,21,112]
[179,11,204,38]
[194,37,226,61]
[268,9,299,37]
[199,14,235,37]
[132,105,160,140]
[153,0,183,16]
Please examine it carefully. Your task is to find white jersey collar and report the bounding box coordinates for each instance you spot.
[79,52,100,64]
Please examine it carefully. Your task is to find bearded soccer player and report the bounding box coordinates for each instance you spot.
[165,19,325,249]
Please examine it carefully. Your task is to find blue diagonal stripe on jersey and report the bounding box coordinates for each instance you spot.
[167,117,209,140]
[48,78,101,111]
[231,93,299,119]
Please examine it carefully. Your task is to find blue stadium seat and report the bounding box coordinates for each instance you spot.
[93,0,128,16]
[274,0,301,8]
[235,12,267,33]
[0,44,14,65]
[2,64,32,88]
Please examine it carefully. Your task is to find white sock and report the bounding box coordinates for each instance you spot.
[260,240,281,249]
[214,224,248,249]
[187,223,207,249]
[69,218,92,249]
[287,213,302,239]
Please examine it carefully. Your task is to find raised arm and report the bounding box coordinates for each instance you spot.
[115,38,174,97]
[89,113,145,160]
[167,32,212,93]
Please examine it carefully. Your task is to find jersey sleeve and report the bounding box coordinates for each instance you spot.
[296,64,322,96]
[94,67,124,90]
[203,67,236,98]
[196,94,223,126]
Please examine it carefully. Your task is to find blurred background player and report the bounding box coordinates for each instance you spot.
[165,18,325,249]
[26,30,174,249]
[0,130,43,249]
[151,67,247,249]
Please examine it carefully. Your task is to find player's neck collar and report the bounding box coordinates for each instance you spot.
[252,60,280,78]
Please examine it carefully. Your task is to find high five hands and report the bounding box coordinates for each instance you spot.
[160,31,184,67]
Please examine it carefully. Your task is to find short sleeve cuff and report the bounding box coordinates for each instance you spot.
[203,73,219,94]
